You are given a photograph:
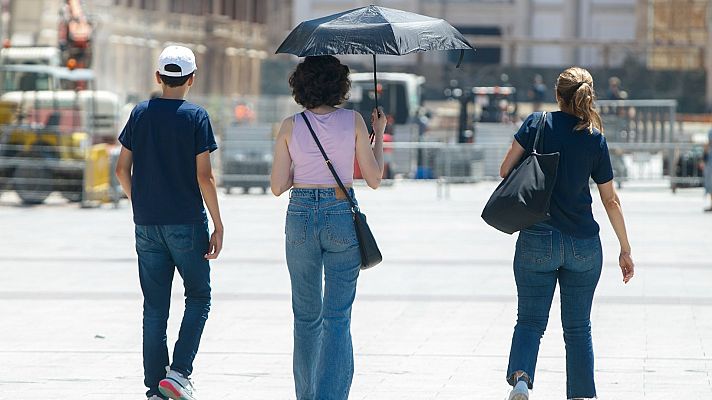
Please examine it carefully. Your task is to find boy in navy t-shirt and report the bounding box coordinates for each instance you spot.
[115,45,223,400]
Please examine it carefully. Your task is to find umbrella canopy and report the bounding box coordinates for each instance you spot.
[276,5,474,135]
[276,5,474,58]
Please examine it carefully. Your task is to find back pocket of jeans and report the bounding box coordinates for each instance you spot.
[572,236,601,262]
[325,210,357,245]
[516,229,553,264]
[286,211,308,246]
[164,224,195,252]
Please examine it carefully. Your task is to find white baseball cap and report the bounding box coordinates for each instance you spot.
[157,45,197,77]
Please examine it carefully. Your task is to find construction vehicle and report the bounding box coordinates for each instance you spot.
[0,65,119,204]
[0,0,119,205]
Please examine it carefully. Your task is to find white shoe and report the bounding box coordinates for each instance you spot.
[159,369,197,400]
[148,396,163,400]
[508,380,529,400]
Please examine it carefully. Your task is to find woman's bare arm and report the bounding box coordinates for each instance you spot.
[499,140,526,178]
[355,108,386,189]
[270,117,294,196]
[597,180,634,283]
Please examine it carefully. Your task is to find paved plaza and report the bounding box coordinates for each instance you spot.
[1,181,711,399]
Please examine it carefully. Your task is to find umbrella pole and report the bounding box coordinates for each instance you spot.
[370,54,378,143]
[373,54,379,114]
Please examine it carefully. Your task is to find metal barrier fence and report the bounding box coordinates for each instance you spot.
[216,136,705,196]
[597,99,678,144]
[1,95,703,204]
[213,99,702,196]
[0,138,120,206]
[220,123,275,194]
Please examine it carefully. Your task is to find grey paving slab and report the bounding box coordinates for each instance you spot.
[1,181,711,399]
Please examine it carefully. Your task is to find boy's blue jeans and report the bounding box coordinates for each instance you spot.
[135,222,211,398]
[285,188,362,400]
[507,223,602,399]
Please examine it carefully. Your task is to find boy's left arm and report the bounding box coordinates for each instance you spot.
[115,147,133,199]
[197,151,223,259]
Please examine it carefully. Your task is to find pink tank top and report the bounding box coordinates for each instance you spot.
[289,108,356,185]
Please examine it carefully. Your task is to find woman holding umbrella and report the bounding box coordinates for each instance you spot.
[270,55,386,399]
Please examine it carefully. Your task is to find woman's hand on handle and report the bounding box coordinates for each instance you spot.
[619,251,634,284]
[371,107,387,136]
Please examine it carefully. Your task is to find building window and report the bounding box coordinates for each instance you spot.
[449,26,501,64]
[235,0,248,21]
[253,0,266,24]
[171,0,209,15]
[221,0,234,18]
[139,0,157,10]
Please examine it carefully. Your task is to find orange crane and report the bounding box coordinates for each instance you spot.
[58,0,93,69]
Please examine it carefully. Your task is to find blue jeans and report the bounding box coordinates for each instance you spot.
[135,223,211,398]
[285,188,362,400]
[506,223,602,399]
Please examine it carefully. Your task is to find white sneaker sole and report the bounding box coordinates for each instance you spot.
[158,379,196,400]
[507,381,529,400]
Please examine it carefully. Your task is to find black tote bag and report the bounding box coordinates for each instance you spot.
[300,112,383,269]
[481,112,560,234]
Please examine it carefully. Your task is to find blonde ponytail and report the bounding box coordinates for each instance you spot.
[556,67,603,134]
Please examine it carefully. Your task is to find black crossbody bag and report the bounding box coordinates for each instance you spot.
[300,112,383,270]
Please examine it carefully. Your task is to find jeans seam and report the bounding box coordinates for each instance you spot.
[165,224,195,253]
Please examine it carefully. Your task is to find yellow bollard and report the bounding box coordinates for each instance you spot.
[84,143,112,203]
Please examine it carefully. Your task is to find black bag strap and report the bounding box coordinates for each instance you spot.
[299,112,359,211]
[531,111,547,155]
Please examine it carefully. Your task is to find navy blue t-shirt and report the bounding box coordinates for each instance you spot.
[118,98,217,225]
[514,111,613,238]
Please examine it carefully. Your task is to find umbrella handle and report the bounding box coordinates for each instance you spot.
[370,54,378,144]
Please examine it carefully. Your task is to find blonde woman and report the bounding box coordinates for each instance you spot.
[499,67,635,400]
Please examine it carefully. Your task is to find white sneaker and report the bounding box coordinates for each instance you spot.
[508,380,529,400]
[159,369,197,400]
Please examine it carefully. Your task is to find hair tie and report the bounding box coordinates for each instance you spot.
[575,81,586,90]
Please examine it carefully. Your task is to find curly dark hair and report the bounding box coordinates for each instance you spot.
[289,55,350,109]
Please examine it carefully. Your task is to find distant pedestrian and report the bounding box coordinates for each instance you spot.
[498,66,635,400]
[114,45,223,400]
[605,76,627,100]
[270,55,386,400]
[528,74,547,112]
[704,128,712,212]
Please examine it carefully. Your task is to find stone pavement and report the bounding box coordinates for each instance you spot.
[0,181,711,399]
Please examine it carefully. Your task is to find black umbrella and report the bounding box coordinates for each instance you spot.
[276,5,474,112]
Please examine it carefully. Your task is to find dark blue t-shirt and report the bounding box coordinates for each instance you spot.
[514,111,613,238]
[118,98,217,225]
